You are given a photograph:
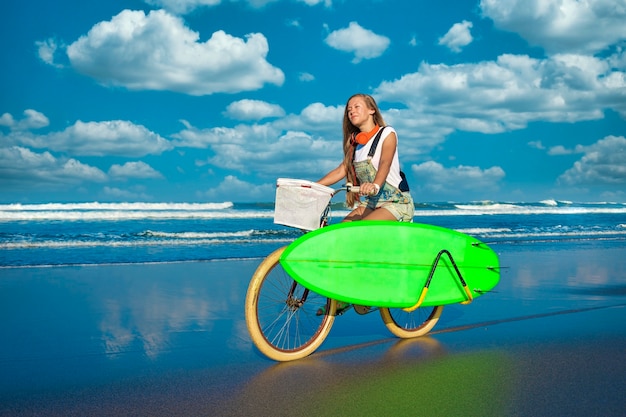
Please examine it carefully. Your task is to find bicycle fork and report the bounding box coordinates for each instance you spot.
[286,280,310,310]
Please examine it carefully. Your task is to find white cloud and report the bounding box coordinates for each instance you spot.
[380,109,458,157]
[411,161,505,194]
[224,99,286,120]
[0,113,13,127]
[108,161,164,179]
[298,0,331,6]
[64,9,284,95]
[558,135,626,185]
[268,101,344,133]
[52,121,171,157]
[169,100,354,184]
[299,102,343,125]
[144,0,221,14]
[245,0,281,7]
[286,18,301,28]
[209,127,338,175]
[62,159,108,181]
[6,120,172,157]
[174,123,259,148]
[0,110,49,131]
[173,118,340,177]
[144,0,331,14]
[547,145,572,155]
[196,175,276,202]
[480,0,626,54]
[102,186,152,200]
[374,52,626,137]
[438,20,474,53]
[35,38,64,68]
[0,146,107,188]
[547,144,586,155]
[299,72,315,82]
[325,22,390,63]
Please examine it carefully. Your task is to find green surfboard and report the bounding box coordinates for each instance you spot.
[280,221,500,308]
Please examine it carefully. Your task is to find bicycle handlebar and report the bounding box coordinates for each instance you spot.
[345,182,359,193]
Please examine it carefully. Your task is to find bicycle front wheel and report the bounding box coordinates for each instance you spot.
[245,246,336,361]
[380,305,443,338]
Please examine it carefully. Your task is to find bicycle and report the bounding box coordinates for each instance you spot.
[245,179,443,362]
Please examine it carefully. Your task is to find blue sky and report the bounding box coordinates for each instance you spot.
[1,0,625,204]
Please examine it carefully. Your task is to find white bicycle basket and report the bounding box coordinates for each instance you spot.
[274,178,334,231]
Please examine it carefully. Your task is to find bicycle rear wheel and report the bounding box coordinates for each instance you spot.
[245,246,336,361]
[380,305,443,338]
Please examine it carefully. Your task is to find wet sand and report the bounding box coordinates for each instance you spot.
[1,240,625,416]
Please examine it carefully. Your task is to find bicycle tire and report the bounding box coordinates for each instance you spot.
[245,246,336,361]
[379,305,443,338]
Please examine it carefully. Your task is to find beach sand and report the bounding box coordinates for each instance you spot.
[1,240,625,416]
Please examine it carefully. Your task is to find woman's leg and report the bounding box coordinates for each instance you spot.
[362,207,396,220]
[342,205,368,221]
[344,206,396,221]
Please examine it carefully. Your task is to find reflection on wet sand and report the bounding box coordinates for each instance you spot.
[88,261,253,359]
[221,337,512,416]
[98,284,214,358]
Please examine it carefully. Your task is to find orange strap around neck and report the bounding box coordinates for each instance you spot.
[351,124,380,145]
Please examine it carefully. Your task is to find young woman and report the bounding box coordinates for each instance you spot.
[318,93,414,222]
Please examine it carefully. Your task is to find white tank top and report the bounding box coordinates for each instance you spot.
[353,126,403,189]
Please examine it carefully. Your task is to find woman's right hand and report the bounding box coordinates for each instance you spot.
[359,182,379,196]
[347,183,378,196]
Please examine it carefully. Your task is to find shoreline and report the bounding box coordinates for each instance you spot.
[0,255,268,269]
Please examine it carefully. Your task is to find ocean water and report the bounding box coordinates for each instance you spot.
[1,200,625,267]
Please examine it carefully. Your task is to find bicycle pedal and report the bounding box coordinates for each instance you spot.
[353,305,372,315]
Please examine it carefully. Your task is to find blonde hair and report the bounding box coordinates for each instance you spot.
[342,94,386,207]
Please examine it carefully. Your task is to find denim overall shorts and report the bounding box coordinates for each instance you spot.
[354,154,415,222]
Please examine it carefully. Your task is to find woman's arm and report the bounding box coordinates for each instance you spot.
[317,163,347,186]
